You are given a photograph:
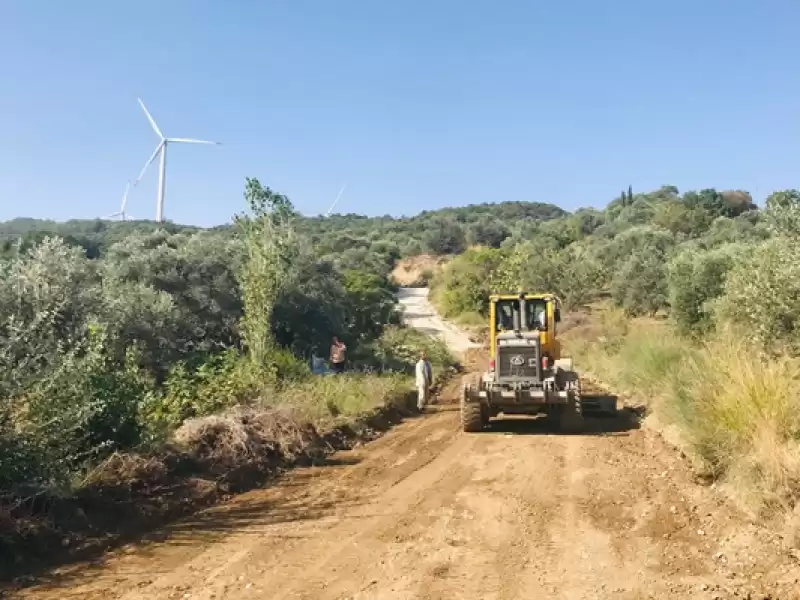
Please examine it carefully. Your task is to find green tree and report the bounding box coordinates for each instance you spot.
[510,244,604,310]
[716,237,800,352]
[234,178,298,370]
[271,254,348,357]
[342,270,399,342]
[466,217,510,248]
[611,251,669,317]
[764,189,800,237]
[667,244,744,334]
[423,217,467,254]
[432,247,505,317]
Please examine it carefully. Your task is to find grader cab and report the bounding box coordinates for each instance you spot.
[460,293,603,432]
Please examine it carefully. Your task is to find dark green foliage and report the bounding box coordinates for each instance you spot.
[431,247,505,318]
[4,180,468,499]
[764,189,800,237]
[466,217,510,248]
[341,270,400,342]
[423,217,467,254]
[428,184,777,330]
[611,252,669,317]
[667,245,744,334]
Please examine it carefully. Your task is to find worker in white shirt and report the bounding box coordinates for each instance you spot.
[415,350,433,412]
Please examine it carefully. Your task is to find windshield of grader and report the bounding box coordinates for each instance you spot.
[494,299,547,332]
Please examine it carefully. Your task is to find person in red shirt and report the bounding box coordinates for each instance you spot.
[330,336,347,374]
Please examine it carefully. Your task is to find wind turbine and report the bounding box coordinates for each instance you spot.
[133,97,221,222]
[325,182,347,216]
[105,180,135,221]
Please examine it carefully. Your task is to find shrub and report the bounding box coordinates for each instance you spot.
[282,372,411,425]
[610,251,669,316]
[365,325,454,373]
[667,243,745,334]
[715,236,800,353]
[430,247,504,317]
[764,189,800,237]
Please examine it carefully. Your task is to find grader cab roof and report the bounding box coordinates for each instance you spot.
[489,293,558,302]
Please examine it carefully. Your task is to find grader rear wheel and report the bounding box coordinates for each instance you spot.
[545,405,563,428]
[559,378,585,433]
[461,384,485,432]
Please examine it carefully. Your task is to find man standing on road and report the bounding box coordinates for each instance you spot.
[330,336,347,374]
[415,350,433,412]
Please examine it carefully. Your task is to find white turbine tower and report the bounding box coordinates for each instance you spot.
[325,182,347,216]
[105,180,135,221]
[133,97,221,222]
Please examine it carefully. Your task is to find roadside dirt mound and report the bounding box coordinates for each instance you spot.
[391,254,451,286]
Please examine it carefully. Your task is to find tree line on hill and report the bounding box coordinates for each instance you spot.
[0,199,566,272]
[431,186,800,355]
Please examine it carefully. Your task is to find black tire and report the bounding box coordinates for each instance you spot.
[461,386,485,432]
[559,380,585,433]
[545,405,563,429]
[481,404,491,425]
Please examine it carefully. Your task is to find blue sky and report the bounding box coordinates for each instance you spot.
[1,1,798,227]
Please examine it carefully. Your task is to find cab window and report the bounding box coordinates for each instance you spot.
[495,300,518,331]
[526,300,547,331]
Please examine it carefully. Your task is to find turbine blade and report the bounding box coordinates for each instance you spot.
[326,182,347,216]
[137,97,164,139]
[166,137,221,145]
[121,181,131,212]
[133,141,164,186]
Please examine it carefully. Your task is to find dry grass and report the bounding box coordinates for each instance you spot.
[80,452,170,490]
[452,311,486,327]
[672,329,800,514]
[174,406,324,470]
[563,306,800,518]
[272,373,411,425]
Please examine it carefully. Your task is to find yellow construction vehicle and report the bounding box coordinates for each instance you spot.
[461,292,601,432]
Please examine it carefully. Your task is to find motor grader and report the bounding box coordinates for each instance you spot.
[461,292,600,432]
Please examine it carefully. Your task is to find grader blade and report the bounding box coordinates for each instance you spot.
[580,395,618,417]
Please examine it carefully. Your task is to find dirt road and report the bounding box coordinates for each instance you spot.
[396,287,479,354]
[9,290,800,599]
